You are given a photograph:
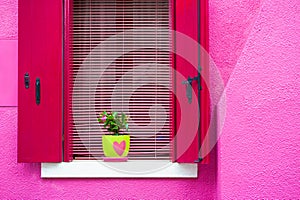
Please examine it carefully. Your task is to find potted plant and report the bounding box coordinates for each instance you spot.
[98,111,130,158]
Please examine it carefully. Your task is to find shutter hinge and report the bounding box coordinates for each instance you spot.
[194,157,203,163]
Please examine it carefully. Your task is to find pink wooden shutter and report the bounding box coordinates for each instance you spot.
[18,0,63,162]
[173,0,209,163]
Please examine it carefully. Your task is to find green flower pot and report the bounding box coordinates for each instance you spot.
[102,135,130,157]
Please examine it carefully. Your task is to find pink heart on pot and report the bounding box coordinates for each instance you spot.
[113,141,126,156]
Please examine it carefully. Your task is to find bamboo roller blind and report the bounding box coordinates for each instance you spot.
[69,0,172,160]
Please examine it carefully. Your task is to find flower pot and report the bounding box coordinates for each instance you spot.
[102,135,130,157]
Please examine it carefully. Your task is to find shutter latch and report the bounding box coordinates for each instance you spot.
[35,78,41,105]
[182,74,201,104]
[24,73,30,89]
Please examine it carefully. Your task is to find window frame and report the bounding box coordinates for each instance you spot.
[66,0,174,161]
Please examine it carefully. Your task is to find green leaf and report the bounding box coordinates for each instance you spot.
[115,119,122,127]
[112,112,118,118]
[121,113,126,123]
[110,121,116,125]
[99,111,129,135]
[104,121,109,126]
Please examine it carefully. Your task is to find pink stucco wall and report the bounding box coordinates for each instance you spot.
[217,0,300,198]
[0,0,299,199]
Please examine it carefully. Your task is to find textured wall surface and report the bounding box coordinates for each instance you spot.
[0,0,299,199]
[209,0,263,84]
[217,0,300,199]
[0,0,17,40]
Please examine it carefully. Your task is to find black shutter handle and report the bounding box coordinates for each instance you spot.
[24,73,30,89]
[35,78,41,105]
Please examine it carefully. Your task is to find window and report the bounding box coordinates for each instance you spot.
[18,0,209,178]
[69,0,172,161]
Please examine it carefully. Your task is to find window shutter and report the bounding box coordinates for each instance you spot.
[18,0,63,162]
[173,0,209,163]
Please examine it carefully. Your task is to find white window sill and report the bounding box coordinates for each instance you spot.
[41,160,198,178]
